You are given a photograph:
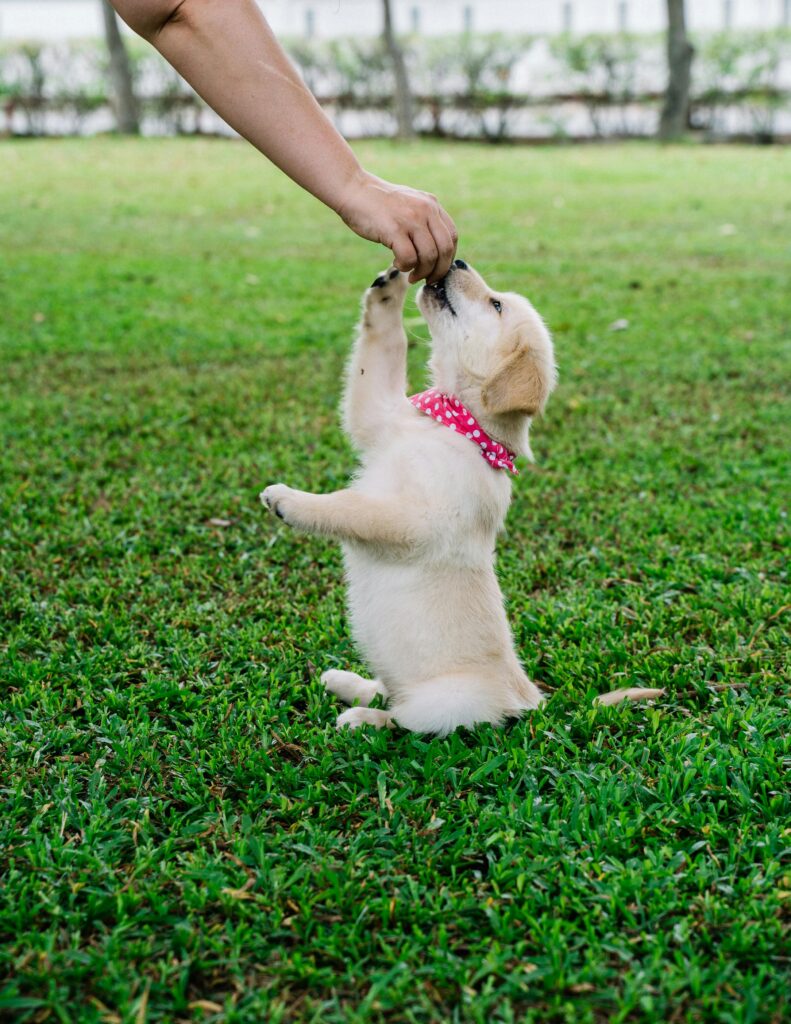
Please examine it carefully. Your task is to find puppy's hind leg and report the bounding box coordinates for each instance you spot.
[321,669,388,707]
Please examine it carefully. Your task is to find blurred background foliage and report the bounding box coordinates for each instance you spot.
[1,27,789,142]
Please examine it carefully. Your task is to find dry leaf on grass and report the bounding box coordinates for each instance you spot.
[221,876,256,900]
[595,687,666,706]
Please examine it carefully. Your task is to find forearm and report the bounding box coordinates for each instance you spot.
[111,0,363,213]
[110,0,459,281]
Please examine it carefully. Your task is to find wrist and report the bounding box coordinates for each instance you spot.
[334,166,379,224]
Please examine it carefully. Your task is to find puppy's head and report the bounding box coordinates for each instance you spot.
[417,260,557,455]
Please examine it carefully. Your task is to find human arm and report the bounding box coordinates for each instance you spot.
[108,0,458,282]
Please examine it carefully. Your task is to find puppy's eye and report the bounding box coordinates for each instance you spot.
[490,299,502,314]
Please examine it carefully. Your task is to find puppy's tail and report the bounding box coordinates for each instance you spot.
[390,673,543,737]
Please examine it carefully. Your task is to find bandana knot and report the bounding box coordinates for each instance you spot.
[409,387,518,475]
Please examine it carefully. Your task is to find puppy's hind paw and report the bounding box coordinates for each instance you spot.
[336,707,395,731]
[322,669,386,708]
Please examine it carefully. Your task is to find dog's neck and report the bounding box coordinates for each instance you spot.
[409,388,519,474]
[428,351,532,460]
[428,374,532,461]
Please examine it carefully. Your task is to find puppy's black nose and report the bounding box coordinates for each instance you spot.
[453,259,468,270]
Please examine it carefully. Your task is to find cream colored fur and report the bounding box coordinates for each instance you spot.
[262,261,563,735]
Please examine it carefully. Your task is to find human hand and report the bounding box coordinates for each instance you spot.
[336,170,458,284]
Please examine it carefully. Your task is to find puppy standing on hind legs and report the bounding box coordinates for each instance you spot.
[262,260,558,735]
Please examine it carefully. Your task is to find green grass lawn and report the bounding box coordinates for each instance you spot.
[1,138,789,1024]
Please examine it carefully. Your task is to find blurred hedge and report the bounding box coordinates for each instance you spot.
[1,29,789,141]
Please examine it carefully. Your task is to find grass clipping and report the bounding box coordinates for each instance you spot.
[595,687,666,706]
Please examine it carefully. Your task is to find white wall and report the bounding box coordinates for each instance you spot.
[0,0,788,42]
[0,0,102,40]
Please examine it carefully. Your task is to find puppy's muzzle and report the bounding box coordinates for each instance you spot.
[424,258,468,315]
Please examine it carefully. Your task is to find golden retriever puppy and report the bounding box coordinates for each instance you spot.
[261,259,557,735]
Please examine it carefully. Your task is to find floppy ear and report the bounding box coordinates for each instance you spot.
[481,343,549,417]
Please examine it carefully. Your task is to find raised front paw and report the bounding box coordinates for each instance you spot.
[260,484,299,527]
[365,265,408,311]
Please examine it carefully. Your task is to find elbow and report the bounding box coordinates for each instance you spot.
[112,0,189,42]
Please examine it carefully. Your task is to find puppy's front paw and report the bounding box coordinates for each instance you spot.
[260,484,298,526]
[365,266,408,311]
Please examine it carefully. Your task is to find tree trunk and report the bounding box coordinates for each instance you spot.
[101,0,140,135]
[382,0,414,139]
[659,0,694,141]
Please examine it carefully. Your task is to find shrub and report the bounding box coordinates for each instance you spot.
[1,42,47,135]
[549,32,652,137]
[46,41,108,134]
[418,33,533,139]
[694,29,791,141]
[0,30,788,142]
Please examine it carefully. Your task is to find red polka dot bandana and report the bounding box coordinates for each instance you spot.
[409,387,518,475]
